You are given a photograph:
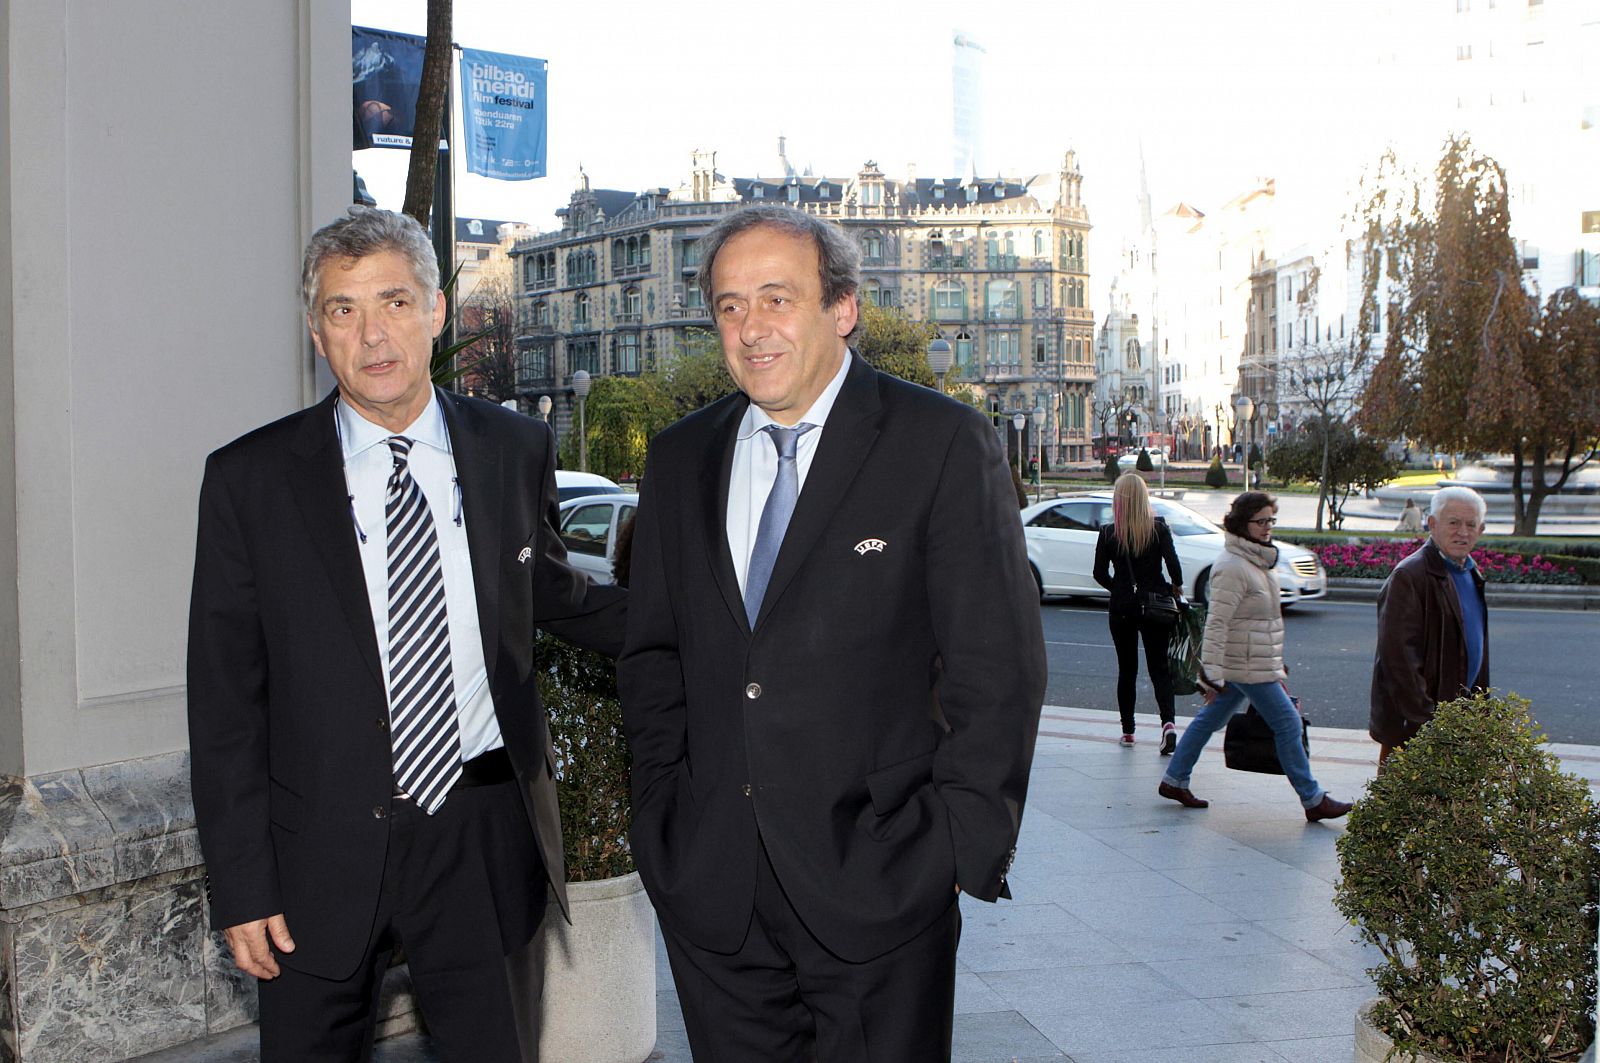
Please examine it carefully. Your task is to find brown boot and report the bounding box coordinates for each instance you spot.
[1158,782,1209,809]
[1305,795,1353,822]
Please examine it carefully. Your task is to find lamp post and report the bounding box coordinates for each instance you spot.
[1032,404,1046,503]
[1234,394,1256,490]
[926,336,953,394]
[537,394,552,422]
[1012,411,1026,482]
[572,369,592,473]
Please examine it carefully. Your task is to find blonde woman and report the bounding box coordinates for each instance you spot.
[1093,473,1183,752]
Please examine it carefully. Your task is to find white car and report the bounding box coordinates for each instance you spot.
[555,469,627,503]
[558,493,638,585]
[1020,492,1327,605]
[1115,448,1169,468]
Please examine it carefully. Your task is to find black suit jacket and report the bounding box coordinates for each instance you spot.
[187,388,625,980]
[618,354,1046,963]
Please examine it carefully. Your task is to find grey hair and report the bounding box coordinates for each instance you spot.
[1429,486,1487,522]
[696,206,861,336]
[301,207,439,316]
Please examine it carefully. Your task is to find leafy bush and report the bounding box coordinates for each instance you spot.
[1248,441,1263,470]
[1204,456,1230,488]
[1136,447,1154,472]
[1308,539,1582,584]
[536,632,633,881]
[1103,453,1121,483]
[1336,693,1600,1062]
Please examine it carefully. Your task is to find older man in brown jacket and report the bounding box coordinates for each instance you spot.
[1369,486,1490,764]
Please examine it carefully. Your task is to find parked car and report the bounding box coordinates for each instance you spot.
[1019,492,1327,605]
[558,493,637,585]
[1115,447,1169,469]
[555,470,627,503]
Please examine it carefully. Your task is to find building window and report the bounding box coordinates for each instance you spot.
[1457,43,1473,60]
[574,292,590,329]
[932,281,966,321]
[621,287,642,323]
[861,230,884,263]
[517,344,552,386]
[861,182,882,206]
[986,330,1020,365]
[1032,277,1047,308]
[615,332,640,375]
[1034,336,1048,364]
[681,239,701,269]
[985,279,1019,320]
[752,185,764,199]
[533,300,550,327]
[955,330,974,369]
[567,338,600,377]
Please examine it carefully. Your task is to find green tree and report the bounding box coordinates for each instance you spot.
[560,374,653,482]
[1135,447,1154,472]
[1356,135,1597,534]
[1281,338,1372,530]
[1204,455,1230,489]
[643,329,736,421]
[1103,453,1121,482]
[853,301,936,388]
[1266,422,1400,529]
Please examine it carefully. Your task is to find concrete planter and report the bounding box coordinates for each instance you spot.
[538,871,656,1063]
[1354,999,1455,1063]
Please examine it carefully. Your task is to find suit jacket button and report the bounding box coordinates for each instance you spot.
[372,805,387,819]
[743,784,752,796]
[745,683,762,699]
[375,718,389,730]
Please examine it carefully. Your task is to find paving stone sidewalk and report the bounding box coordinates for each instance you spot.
[140,706,1600,1062]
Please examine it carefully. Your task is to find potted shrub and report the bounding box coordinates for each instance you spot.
[534,633,656,1063]
[1136,446,1154,472]
[1335,692,1600,1062]
[1204,455,1230,488]
[1103,452,1121,482]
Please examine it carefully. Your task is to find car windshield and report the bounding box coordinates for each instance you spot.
[557,485,626,503]
[1152,501,1221,536]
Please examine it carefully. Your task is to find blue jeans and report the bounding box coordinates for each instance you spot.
[1160,679,1325,809]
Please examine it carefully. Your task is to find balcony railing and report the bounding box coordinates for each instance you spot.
[987,254,1019,271]
[615,312,643,326]
[667,305,711,321]
[612,260,651,278]
[526,276,557,292]
[927,255,968,270]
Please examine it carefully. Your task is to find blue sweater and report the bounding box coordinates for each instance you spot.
[1444,553,1485,687]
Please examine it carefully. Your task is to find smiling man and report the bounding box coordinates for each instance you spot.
[187,207,624,1061]
[618,205,1047,1062]
[1370,485,1491,763]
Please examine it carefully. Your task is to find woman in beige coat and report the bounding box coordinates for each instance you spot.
[1156,492,1354,822]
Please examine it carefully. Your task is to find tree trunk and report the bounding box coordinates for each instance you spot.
[401,0,453,228]
[1509,439,1529,535]
[1315,416,1332,531]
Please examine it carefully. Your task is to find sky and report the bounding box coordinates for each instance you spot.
[349,0,1458,267]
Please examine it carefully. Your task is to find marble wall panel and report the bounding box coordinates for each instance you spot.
[81,753,198,883]
[11,879,205,1061]
[1,920,17,1063]
[0,773,116,910]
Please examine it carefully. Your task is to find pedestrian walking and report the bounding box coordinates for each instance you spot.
[1093,473,1183,753]
[1370,486,1489,766]
[1156,491,1354,822]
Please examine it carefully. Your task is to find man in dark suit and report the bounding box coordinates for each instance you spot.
[618,206,1046,1062]
[187,207,624,1061]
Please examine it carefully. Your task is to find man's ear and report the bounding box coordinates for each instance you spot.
[430,290,447,339]
[832,291,859,338]
[308,315,327,360]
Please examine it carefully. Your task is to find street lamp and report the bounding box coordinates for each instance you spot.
[927,336,953,394]
[537,394,552,422]
[1012,411,1027,482]
[1032,404,1046,503]
[572,369,592,473]
[1234,394,1256,490]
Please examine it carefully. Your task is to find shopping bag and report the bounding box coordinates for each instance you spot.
[1222,698,1310,775]
[1167,604,1207,696]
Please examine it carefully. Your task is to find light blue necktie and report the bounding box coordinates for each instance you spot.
[745,423,815,625]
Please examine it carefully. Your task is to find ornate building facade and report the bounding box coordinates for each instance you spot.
[508,149,1097,462]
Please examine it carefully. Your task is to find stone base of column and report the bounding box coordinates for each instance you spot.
[0,751,422,1062]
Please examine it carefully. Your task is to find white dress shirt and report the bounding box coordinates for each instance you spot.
[726,353,853,593]
[336,393,502,762]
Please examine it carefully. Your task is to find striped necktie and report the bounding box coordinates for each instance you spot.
[744,423,815,626]
[384,436,461,814]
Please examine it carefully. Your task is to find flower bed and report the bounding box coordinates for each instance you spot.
[1312,539,1583,584]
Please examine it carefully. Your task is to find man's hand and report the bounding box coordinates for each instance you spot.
[223,914,295,979]
[1201,680,1224,706]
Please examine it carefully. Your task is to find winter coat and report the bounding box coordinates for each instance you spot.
[1200,532,1285,684]
[1368,538,1490,746]
[1093,518,1183,618]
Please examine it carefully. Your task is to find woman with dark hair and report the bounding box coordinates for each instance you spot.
[1093,473,1182,752]
[1156,491,1353,821]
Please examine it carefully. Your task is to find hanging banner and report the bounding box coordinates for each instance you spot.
[352,26,426,149]
[459,47,548,181]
